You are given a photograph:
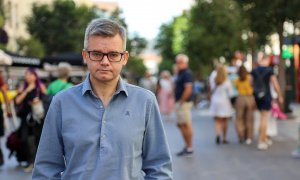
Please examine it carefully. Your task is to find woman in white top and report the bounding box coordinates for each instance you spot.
[209,65,233,144]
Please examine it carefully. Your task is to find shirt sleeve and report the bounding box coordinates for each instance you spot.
[142,95,173,180]
[32,97,65,179]
[183,71,193,85]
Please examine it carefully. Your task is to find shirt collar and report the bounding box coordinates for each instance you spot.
[82,74,128,97]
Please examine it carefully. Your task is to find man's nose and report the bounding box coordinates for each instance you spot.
[100,55,110,64]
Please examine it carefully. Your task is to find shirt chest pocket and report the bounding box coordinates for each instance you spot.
[107,111,146,152]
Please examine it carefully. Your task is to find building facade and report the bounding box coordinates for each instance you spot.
[2,0,112,51]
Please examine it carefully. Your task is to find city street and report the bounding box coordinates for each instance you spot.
[0,106,300,180]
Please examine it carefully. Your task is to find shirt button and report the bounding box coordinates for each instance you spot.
[100,105,103,108]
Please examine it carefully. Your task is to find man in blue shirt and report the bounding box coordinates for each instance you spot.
[32,18,172,180]
[174,54,194,157]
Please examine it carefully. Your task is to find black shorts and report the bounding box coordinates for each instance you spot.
[255,95,272,111]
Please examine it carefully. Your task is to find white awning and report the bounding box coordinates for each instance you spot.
[0,50,12,65]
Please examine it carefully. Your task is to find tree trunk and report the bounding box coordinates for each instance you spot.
[278,23,286,103]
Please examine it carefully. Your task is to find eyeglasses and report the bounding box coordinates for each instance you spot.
[85,50,126,62]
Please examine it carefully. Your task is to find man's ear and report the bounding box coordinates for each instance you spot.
[122,51,129,66]
[82,50,88,63]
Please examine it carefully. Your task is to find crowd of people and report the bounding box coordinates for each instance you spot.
[139,51,288,154]
[0,63,73,172]
[138,53,288,154]
[208,53,285,151]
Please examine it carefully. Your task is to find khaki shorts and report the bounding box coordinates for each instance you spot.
[176,102,193,124]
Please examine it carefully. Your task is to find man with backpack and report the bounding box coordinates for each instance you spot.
[251,53,283,150]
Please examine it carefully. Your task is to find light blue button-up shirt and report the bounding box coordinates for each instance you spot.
[32,75,173,180]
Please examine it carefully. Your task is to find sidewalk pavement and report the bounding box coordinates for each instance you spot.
[276,103,300,141]
[165,103,300,180]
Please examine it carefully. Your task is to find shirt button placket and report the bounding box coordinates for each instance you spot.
[99,104,105,151]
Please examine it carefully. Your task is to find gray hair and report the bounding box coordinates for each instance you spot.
[83,18,127,50]
[58,62,72,78]
[176,54,189,63]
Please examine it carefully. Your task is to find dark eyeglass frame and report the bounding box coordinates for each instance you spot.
[85,50,126,62]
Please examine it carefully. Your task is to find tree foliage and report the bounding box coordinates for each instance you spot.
[155,0,247,78]
[26,0,147,76]
[0,0,4,27]
[236,0,300,47]
[155,22,175,62]
[124,56,147,79]
[125,34,147,77]
[26,0,97,55]
[186,0,246,66]
[17,37,45,58]
[155,15,189,73]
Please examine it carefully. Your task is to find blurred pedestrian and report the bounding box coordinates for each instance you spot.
[156,70,175,118]
[33,18,172,179]
[43,62,74,114]
[208,61,221,100]
[47,62,73,95]
[227,51,243,106]
[192,78,204,107]
[138,71,156,93]
[234,65,256,145]
[174,54,194,156]
[15,68,47,172]
[251,53,283,150]
[209,65,233,145]
[0,71,11,166]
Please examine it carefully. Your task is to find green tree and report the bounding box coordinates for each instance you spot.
[155,14,189,74]
[155,22,175,62]
[172,13,189,55]
[125,34,147,78]
[17,37,45,58]
[155,0,246,78]
[0,0,4,27]
[124,56,147,80]
[186,0,246,77]
[26,0,97,55]
[155,21,176,73]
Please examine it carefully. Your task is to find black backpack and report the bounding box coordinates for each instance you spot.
[253,70,268,99]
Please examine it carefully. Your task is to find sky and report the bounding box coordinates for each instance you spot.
[97,0,194,40]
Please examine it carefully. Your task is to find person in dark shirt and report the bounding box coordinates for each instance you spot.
[251,54,283,150]
[174,54,194,157]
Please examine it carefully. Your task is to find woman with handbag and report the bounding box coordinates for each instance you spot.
[15,68,47,172]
